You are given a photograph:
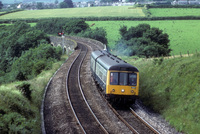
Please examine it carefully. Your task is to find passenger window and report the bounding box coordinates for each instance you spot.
[110,72,118,85]
[129,73,137,86]
[119,73,128,85]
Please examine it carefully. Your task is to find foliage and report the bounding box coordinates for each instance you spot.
[0,55,67,134]
[87,20,200,55]
[64,19,89,35]
[0,1,3,9]
[16,82,32,100]
[0,21,49,75]
[35,18,69,34]
[59,2,68,8]
[78,27,108,44]
[115,24,171,57]
[36,2,44,9]
[129,54,200,134]
[6,44,62,82]
[63,0,73,8]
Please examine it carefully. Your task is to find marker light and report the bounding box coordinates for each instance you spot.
[112,89,115,92]
[121,89,125,93]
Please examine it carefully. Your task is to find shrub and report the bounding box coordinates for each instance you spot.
[16,82,32,101]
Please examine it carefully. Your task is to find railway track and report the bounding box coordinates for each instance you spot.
[42,36,174,134]
[66,44,108,134]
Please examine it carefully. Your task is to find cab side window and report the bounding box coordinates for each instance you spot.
[129,73,137,86]
[110,72,118,85]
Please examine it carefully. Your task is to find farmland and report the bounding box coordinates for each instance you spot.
[87,20,200,55]
[149,8,200,17]
[0,6,145,19]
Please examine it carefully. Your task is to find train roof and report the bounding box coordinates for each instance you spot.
[91,50,139,72]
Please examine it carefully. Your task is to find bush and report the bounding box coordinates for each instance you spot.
[35,18,70,34]
[16,83,32,101]
[115,24,171,58]
[78,27,108,44]
[7,44,62,82]
[64,19,89,35]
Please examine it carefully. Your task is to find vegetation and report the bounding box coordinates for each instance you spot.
[123,53,200,134]
[35,18,108,44]
[87,20,200,55]
[0,55,67,133]
[149,8,200,17]
[0,1,3,9]
[115,24,171,57]
[0,6,145,19]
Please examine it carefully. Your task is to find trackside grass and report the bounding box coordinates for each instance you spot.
[0,55,68,133]
[121,53,200,134]
[0,6,145,19]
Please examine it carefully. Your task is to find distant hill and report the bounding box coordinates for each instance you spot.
[1,0,84,4]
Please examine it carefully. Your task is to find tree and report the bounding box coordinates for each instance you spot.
[63,0,73,8]
[55,0,59,4]
[0,1,3,9]
[79,27,108,44]
[64,19,89,35]
[36,2,44,9]
[116,24,171,58]
[59,2,68,8]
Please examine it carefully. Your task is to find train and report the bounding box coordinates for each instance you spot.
[90,50,139,103]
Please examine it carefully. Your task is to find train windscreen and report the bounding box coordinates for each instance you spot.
[110,72,137,86]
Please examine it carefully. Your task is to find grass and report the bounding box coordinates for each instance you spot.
[87,20,200,55]
[121,53,200,134]
[149,8,200,17]
[0,6,145,19]
[0,54,68,133]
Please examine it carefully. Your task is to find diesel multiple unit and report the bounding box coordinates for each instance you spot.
[90,50,139,102]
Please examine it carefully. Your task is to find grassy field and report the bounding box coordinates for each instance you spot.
[0,6,145,19]
[121,53,200,134]
[149,8,200,17]
[87,20,200,55]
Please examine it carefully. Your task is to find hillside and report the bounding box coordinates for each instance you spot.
[121,54,200,133]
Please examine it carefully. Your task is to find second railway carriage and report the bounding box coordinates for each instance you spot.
[91,50,139,102]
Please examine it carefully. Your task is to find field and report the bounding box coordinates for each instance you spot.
[87,20,200,55]
[149,8,200,17]
[0,6,145,19]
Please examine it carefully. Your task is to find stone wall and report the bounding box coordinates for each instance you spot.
[50,36,77,54]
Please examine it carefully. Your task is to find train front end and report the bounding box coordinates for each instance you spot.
[106,67,139,102]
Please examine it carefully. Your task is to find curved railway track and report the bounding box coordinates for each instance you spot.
[66,44,108,134]
[42,37,172,134]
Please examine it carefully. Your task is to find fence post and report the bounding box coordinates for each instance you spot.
[187,51,189,56]
[180,52,182,57]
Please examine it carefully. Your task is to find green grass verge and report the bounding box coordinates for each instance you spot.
[149,8,200,17]
[87,20,200,55]
[0,55,68,133]
[121,53,200,133]
[0,7,145,20]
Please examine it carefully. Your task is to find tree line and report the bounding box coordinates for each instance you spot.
[0,19,108,84]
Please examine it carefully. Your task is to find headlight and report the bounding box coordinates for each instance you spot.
[121,89,125,93]
[131,90,134,93]
[112,89,115,92]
